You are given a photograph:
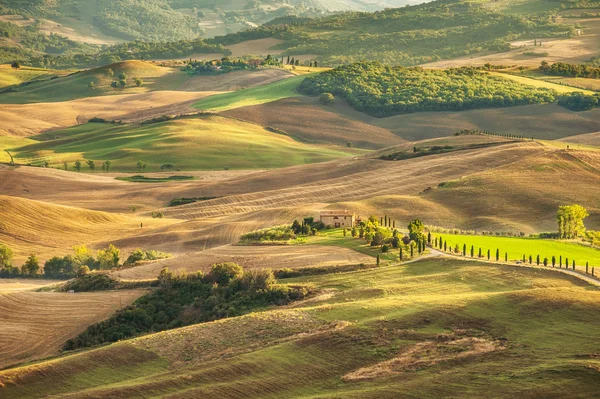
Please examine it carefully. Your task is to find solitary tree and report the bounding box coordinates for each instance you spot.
[0,244,14,270]
[556,205,589,239]
[135,78,143,87]
[136,160,146,172]
[11,61,20,69]
[102,160,112,172]
[21,254,40,276]
[73,160,82,172]
[86,160,95,172]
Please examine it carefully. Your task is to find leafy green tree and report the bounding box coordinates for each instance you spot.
[0,244,14,271]
[102,160,112,172]
[97,244,120,270]
[21,254,40,276]
[118,79,127,88]
[106,68,114,78]
[137,160,147,172]
[407,219,424,242]
[556,205,589,239]
[110,81,118,90]
[73,160,82,172]
[118,72,127,80]
[210,262,243,286]
[86,160,96,172]
[11,61,20,69]
[88,81,95,89]
[135,78,143,87]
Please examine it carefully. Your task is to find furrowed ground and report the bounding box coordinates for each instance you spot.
[2,258,599,398]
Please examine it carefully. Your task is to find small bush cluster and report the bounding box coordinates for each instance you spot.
[240,226,297,243]
[124,249,172,266]
[62,272,117,292]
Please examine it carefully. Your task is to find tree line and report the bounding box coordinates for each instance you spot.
[0,244,170,279]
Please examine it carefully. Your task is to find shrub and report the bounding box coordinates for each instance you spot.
[240,226,296,242]
[63,272,117,292]
[319,92,335,105]
[209,262,244,286]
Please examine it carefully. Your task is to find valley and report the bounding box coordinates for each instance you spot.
[0,0,599,397]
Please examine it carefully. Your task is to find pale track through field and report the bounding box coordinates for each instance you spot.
[0,290,143,368]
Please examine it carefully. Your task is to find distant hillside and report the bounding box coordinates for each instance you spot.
[207,0,578,66]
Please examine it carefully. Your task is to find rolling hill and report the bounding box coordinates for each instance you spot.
[2,257,599,397]
[6,114,365,171]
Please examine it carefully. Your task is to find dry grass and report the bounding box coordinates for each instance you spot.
[0,279,64,293]
[0,91,219,137]
[223,96,405,149]
[343,335,504,381]
[422,18,600,68]
[177,69,293,91]
[559,132,600,147]
[112,244,373,280]
[226,38,285,57]
[0,290,143,368]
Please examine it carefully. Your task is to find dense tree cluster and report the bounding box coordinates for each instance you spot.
[299,62,557,117]
[64,264,312,350]
[557,92,600,111]
[540,61,600,78]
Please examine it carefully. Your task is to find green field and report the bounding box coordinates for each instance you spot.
[3,257,600,397]
[435,233,600,266]
[8,116,363,171]
[0,66,68,89]
[193,75,304,112]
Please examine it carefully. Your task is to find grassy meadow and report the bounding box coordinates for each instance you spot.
[435,233,600,266]
[193,75,304,112]
[2,257,600,397]
[490,71,598,95]
[8,116,364,171]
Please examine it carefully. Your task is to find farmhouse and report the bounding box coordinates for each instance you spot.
[320,210,356,228]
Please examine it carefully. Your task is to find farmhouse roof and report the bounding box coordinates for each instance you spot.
[320,210,354,216]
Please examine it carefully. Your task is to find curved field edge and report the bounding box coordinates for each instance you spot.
[192,75,304,112]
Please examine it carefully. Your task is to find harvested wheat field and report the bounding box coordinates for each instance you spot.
[112,244,373,280]
[0,290,143,368]
[559,132,600,147]
[177,69,293,91]
[226,38,285,57]
[0,90,220,137]
[0,279,63,293]
[0,195,175,262]
[223,96,405,149]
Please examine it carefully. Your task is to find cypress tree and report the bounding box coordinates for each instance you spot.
[410,244,414,258]
[418,241,422,254]
[496,249,499,261]
[529,255,532,264]
[428,232,432,245]
[487,249,490,260]
[479,248,482,258]
[586,262,589,274]
[399,247,403,261]
[572,260,575,270]
[566,258,569,268]
[552,256,556,267]
[435,237,438,247]
[463,244,466,256]
[377,253,380,266]
[444,241,447,252]
[522,254,526,262]
[470,245,474,258]
[559,255,562,268]
[536,255,540,266]
[393,220,396,229]
[505,252,508,262]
